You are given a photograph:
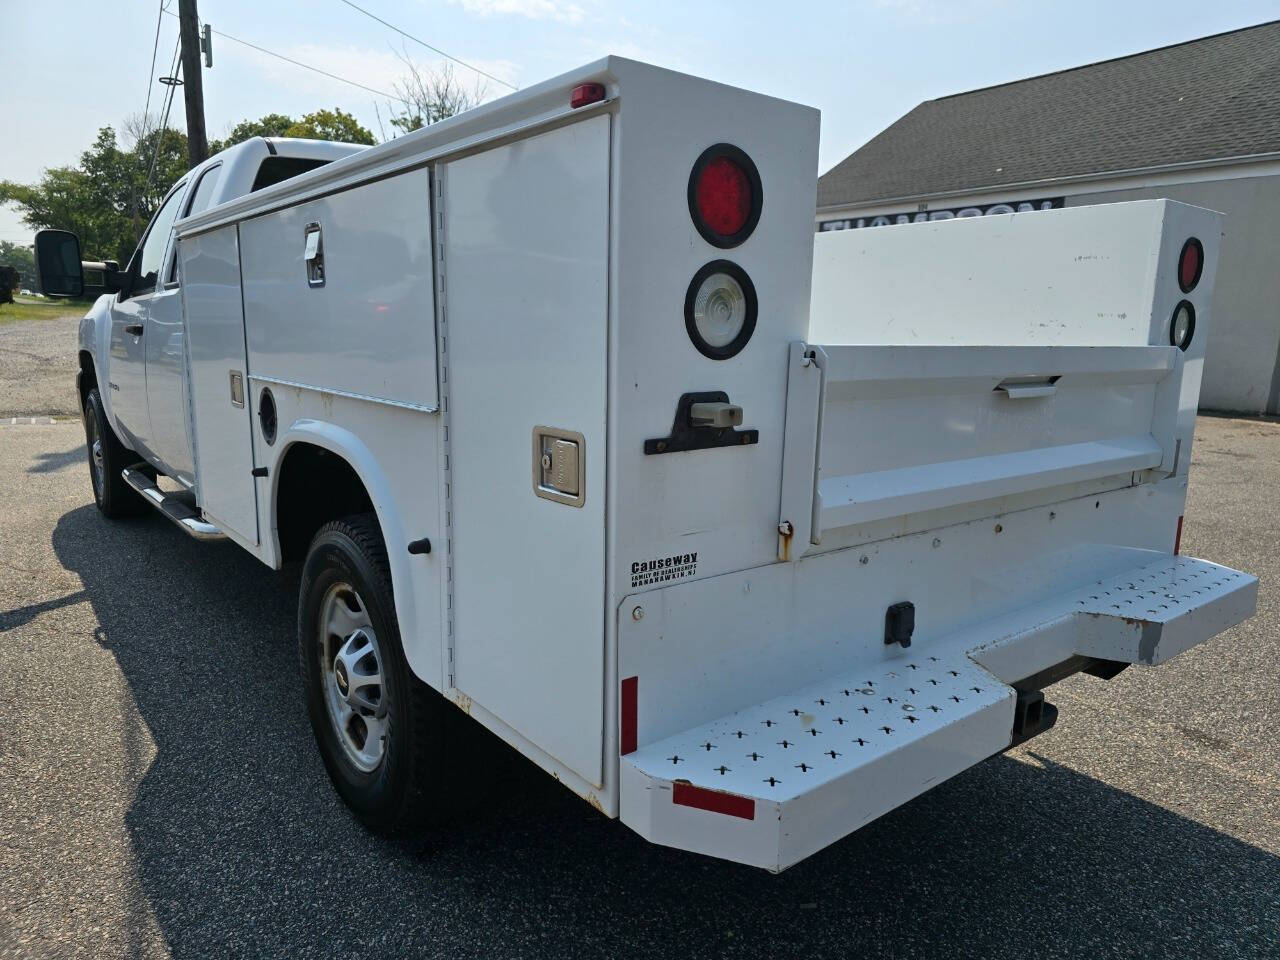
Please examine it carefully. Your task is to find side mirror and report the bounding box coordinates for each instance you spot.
[83,260,129,297]
[34,229,84,298]
[34,230,129,298]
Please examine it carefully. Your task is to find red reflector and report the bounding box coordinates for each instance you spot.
[1178,238,1203,293]
[672,782,756,820]
[570,82,606,109]
[620,676,637,755]
[695,156,753,238]
[1174,515,1184,555]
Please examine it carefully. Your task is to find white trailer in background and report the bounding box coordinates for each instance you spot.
[37,56,1255,872]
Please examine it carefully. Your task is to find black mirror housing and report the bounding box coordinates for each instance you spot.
[34,229,84,298]
[82,261,129,297]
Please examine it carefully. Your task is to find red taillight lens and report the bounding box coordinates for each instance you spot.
[570,82,606,109]
[688,144,762,248]
[696,158,752,237]
[1178,237,1203,293]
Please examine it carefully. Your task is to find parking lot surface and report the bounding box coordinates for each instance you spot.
[0,313,80,419]
[1,410,1278,958]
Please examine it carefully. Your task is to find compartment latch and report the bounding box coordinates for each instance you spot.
[884,601,915,648]
[644,391,758,455]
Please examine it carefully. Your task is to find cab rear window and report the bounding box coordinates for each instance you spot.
[251,157,331,192]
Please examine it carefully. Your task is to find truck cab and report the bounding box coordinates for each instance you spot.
[81,137,366,486]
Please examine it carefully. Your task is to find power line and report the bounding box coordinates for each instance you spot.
[141,1,168,129]
[142,35,183,207]
[161,8,410,105]
[335,0,518,91]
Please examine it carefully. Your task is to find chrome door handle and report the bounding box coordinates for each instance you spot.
[124,323,144,336]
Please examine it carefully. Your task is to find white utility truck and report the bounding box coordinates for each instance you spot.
[37,57,1257,873]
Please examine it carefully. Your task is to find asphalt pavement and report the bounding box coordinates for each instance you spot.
[1,413,1278,959]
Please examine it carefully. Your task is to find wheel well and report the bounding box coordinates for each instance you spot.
[77,351,96,406]
[275,443,375,562]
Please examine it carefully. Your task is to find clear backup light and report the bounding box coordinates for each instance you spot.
[694,271,746,346]
[684,260,757,360]
[1170,300,1196,351]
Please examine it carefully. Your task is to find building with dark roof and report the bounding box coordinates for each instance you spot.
[817,20,1280,414]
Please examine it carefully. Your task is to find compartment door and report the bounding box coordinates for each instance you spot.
[444,115,610,786]
[179,224,259,547]
[780,343,1177,552]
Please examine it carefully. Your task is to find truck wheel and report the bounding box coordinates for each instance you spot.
[83,387,146,518]
[298,514,444,832]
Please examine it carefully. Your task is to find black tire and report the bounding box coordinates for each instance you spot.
[83,387,146,518]
[298,513,445,832]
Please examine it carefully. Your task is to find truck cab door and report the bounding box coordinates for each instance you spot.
[106,291,149,452]
[144,167,223,489]
[107,181,187,457]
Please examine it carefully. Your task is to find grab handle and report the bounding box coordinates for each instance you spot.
[995,376,1060,399]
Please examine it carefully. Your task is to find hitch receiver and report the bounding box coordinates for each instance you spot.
[1010,689,1058,747]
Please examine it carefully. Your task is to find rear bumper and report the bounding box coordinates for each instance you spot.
[619,555,1256,872]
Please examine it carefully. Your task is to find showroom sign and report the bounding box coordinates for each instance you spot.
[818,197,1065,231]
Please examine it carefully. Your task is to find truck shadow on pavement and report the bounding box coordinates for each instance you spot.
[51,505,1280,960]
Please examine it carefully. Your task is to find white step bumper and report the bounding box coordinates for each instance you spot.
[619,555,1256,872]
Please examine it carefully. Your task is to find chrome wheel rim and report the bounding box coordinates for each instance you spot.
[85,405,104,495]
[318,583,387,773]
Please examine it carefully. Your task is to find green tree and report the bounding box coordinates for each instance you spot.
[210,113,296,153]
[1,107,373,267]
[0,125,187,265]
[286,109,375,145]
[212,109,375,152]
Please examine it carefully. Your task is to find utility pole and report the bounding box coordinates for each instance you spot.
[178,0,209,168]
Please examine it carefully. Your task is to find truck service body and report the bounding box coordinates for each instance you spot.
[41,57,1256,872]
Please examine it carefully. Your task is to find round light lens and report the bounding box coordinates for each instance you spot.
[1170,300,1195,351]
[1178,237,1203,293]
[688,144,762,248]
[692,271,747,348]
[684,260,757,360]
[696,158,752,238]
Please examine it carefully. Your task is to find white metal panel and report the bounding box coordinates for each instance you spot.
[606,58,822,595]
[797,343,1178,543]
[143,281,195,487]
[618,478,1187,752]
[243,386,446,688]
[105,292,151,452]
[238,166,437,411]
[809,201,1168,346]
[821,436,1162,528]
[619,551,1254,870]
[445,115,610,786]
[178,225,259,544]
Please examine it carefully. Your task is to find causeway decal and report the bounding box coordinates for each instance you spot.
[630,552,698,589]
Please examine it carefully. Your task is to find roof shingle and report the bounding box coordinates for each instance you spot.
[817,20,1280,209]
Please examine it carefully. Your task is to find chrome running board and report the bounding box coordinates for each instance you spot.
[121,466,226,541]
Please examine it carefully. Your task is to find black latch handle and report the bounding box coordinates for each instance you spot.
[885,601,915,648]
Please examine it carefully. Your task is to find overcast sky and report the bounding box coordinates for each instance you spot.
[2,0,1276,246]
